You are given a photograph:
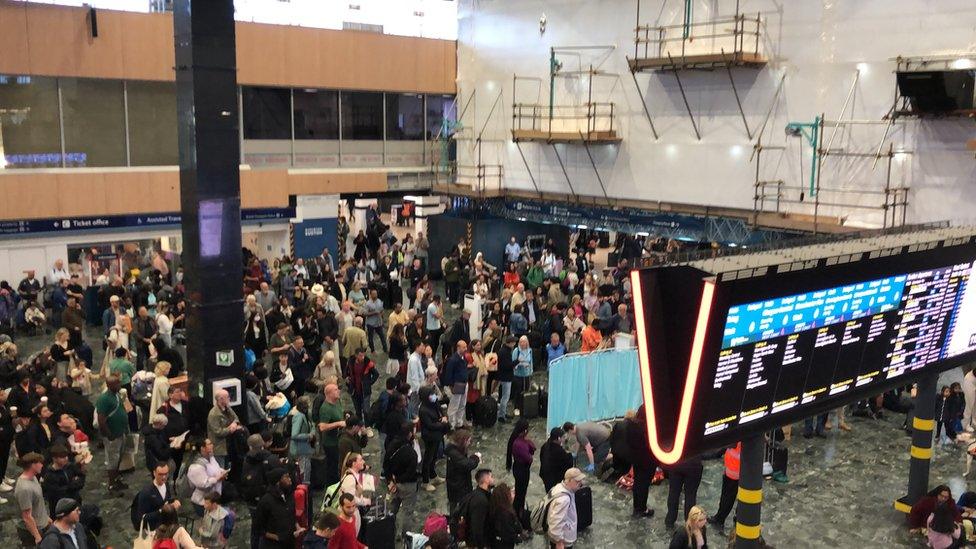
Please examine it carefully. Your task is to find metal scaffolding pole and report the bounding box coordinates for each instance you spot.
[627,66,660,139]
[579,131,613,208]
[551,144,579,201]
[514,140,543,197]
[667,53,701,140]
[721,48,752,139]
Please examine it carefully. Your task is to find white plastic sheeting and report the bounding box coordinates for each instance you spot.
[456,0,976,227]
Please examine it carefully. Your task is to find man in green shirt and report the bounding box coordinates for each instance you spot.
[316,383,345,487]
[96,376,130,491]
[108,348,136,386]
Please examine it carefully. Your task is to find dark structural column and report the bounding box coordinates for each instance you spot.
[734,435,764,548]
[174,0,246,412]
[896,371,939,512]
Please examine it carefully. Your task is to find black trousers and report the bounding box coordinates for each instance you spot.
[421,438,439,483]
[632,460,654,513]
[0,431,13,481]
[513,376,530,411]
[713,474,738,524]
[323,445,340,487]
[513,460,531,513]
[664,467,702,526]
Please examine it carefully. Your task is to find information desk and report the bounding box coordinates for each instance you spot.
[632,237,976,464]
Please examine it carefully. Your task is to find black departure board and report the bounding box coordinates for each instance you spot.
[632,239,976,464]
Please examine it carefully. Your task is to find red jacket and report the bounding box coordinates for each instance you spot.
[328,517,366,549]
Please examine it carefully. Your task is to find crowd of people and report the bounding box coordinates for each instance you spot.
[0,203,969,548]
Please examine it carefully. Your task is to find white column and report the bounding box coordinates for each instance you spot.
[412,196,445,237]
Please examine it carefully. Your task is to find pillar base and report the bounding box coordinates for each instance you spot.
[894,496,913,514]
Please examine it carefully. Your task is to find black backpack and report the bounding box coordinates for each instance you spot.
[240,457,268,505]
[367,395,388,430]
[448,490,478,542]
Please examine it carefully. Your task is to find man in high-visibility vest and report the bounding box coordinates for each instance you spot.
[707,442,741,530]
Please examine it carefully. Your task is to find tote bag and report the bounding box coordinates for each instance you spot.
[133,517,154,549]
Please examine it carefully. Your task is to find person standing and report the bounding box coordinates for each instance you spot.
[445,341,469,429]
[464,469,494,549]
[135,462,180,530]
[254,468,299,549]
[539,427,574,494]
[95,375,130,492]
[345,349,375,422]
[406,340,427,420]
[489,483,525,549]
[629,405,656,519]
[289,397,316,483]
[0,387,14,500]
[707,442,741,531]
[963,369,976,432]
[505,237,522,264]
[332,493,367,549]
[419,386,450,492]
[134,306,158,371]
[38,498,89,549]
[663,455,704,529]
[207,389,243,467]
[363,289,387,354]
[426,295,444,351]
[496,336,517,423]
[446,428,480,513]
[511,336,533,415]
[506,419,535,515]
[546,468,586,549]
[316,383,346,488]
[187,439,228,517]
[15,452,50,546]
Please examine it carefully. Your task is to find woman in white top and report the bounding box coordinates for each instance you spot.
[156,302,174,349]
[150,361,172,417]
[154,503,203,549]
[339,453,372,534]
[111,314,132,351]
[472,275,490,300]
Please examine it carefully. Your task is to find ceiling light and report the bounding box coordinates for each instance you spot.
[952,58,975,70]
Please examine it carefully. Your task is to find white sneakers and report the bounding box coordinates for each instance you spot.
[366,427,375,438]
[0,483,12,493]
[422,483,436,492]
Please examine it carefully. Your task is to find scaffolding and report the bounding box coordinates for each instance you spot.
[627,0,767,139]
[510,46,622,206]
[431,89,505,197]
[753,71,911,232]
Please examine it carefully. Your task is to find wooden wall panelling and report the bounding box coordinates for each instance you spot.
[25,4,125,79]
[0,3,30,76]
[241,169,289,209]
[120,11,174,81]
[102,171,154,214]
[0,172,55,219]
[283,26,322,89]
[287,171,386,195]
[56,172,107,217]
[145,170,180,211]
[236,22,288,88]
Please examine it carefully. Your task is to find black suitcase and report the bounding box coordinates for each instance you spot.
[575,485,593,532]
[522,390,539,420]
[310,455,328,490]
[359,499,396,547]
[474,395,498,427]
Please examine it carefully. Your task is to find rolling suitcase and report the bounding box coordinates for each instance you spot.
[522,390,539,420]
[575,485,593,532]
[473,395,498,427]
[359,498,396,547]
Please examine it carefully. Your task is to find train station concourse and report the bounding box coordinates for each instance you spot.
[0,1,975,548]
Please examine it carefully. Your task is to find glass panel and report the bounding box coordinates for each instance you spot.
[293,89,339,140]
[0,75,62,168]
[127,80,178,166]
[385,93,424,140]
[426,94,457,139]
[242,86,291,139]
[61,78,126,167]
[340,91,383,140]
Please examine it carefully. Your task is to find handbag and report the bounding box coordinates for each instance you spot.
[133,517,154,549]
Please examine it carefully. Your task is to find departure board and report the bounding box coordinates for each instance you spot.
[632,238,976,465]
[702,261,976,439]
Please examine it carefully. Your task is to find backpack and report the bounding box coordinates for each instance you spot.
[220,508,236,540]
[448,490,477,542]
[423,512,449,536]
[176,457,204,499]
[244,348,256,372]
[321,472,352,512]
[530,489,568,535]
[240,458,268,504]
[367,394,388,430]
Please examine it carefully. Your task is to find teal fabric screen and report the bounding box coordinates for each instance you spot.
[546,349,644,431]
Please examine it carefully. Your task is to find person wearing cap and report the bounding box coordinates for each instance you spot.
[254,467,299,549]
[38,498,88,549]
[15,452,50,545]
[540,427,574,493]
[42,445,85,514]
[101,294,123,337]
[547,468,585,549]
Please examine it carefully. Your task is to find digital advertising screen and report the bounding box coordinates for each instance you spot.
[632,238,976,464]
